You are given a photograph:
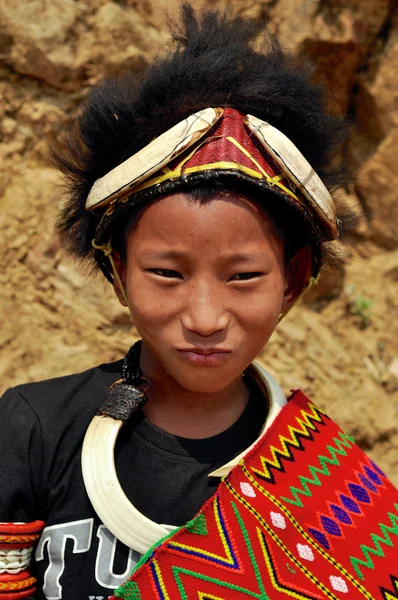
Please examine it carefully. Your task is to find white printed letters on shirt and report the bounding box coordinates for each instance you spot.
[35,519,139,599]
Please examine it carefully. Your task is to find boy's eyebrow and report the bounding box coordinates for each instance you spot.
[226,253,267,263]
[139,250,268,263]
[139,250,187,261]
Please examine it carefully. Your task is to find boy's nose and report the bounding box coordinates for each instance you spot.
[181,284,229,336]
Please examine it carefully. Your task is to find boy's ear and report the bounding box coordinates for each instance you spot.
[111,251,128,307]
[281,245,313,313]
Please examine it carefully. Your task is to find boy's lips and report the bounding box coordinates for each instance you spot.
[178,346,231,355]
[177,347,232,367]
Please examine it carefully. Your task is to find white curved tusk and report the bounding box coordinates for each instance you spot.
[245,114,338,240]
[81,361,286,553]
[86,107,224,211]
[81,415,169,554]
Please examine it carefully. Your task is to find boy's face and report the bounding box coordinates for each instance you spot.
[115,192,310,393]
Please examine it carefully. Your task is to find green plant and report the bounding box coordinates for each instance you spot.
[346,285,374,329]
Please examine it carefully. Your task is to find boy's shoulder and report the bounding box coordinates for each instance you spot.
[2,359,122,426]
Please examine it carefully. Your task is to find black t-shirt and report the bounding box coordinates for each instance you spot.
[0,361,266,599]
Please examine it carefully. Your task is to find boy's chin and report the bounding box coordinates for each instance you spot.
[171,369,242,395]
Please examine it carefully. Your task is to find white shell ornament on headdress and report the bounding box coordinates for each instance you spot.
[245,114,338,240]
[85,107,224,211]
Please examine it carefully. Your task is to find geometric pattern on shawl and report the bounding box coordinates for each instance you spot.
[112,391,398,600]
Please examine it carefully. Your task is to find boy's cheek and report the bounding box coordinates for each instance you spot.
[128,298,181,330]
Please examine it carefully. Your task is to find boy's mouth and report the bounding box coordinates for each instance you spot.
[177,347,232,367]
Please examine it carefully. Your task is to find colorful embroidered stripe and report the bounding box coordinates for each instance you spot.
[168,496,239,569]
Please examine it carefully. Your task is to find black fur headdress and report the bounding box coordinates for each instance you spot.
[53,3,348,277]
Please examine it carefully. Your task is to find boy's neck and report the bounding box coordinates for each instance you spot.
[142,377,251,439]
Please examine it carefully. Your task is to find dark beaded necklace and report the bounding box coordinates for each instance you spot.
[97,340,149,422]
[121,340,143,385]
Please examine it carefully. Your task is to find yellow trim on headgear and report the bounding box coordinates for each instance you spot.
[91,239,129,307]
[277,274,320,323]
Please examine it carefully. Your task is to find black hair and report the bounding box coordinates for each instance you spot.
[53,3,348,274]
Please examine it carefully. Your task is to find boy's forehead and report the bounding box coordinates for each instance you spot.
[129,191,278,235]
[125,191,284,259]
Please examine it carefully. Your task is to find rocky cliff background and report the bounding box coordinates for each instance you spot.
[0,0,397,483]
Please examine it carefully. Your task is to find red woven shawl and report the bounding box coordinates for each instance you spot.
[113,391,398,600]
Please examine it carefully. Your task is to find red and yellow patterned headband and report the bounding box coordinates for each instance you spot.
[86,107,338,241]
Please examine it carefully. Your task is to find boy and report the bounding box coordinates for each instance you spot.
[1,5,397,600]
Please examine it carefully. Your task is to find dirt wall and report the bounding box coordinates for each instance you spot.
[0,0,397,483]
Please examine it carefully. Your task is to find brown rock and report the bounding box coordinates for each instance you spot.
[300,39,361,113]
[355,23,398,138]
[312,0,393,51]
[272,0,392,113]
[298,1,389,113]
[93,2,159,51]
[356,127,398,249]
[84,2,168,82]
[266,0,318,49]
[1,0,78,43]
[7,37,85,92]
[0,0,167,90]
[0,0,85,90]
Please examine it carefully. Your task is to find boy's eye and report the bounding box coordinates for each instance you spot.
[228,272,263,281]
[147,269,183,279]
